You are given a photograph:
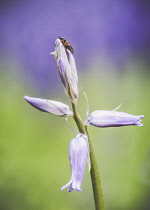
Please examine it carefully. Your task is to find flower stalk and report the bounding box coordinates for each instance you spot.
[71,101,105,210]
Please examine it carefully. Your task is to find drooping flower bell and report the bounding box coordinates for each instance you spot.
[51,38,78,103]
[24,96,73,117]
[61,133,89,192]
[87,110,144,127]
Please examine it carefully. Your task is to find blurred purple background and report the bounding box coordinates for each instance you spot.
[0,0,150,93]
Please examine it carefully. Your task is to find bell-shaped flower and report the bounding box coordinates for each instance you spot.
[87,110,144,127]
[24,96,73,117]
[51,38,78,102]
[61,133,89,192]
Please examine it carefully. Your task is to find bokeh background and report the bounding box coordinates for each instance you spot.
[0,0,150,209]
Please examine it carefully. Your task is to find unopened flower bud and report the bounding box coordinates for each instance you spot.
[61,133,89,192]
[51,38,78,102]
[57,57,78,101]
[87,110,144,127]
[24,96,73,117]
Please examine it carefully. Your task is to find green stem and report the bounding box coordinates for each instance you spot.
[71,102,105,210]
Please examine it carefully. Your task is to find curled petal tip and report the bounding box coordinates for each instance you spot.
[137,123,143,126]
[136,115,144,126]
[139,115,144,120]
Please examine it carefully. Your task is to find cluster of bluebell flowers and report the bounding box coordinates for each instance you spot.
[24,37,144,192]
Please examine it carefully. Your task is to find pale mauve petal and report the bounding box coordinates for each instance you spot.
[57,57,78,100]
[61,134,89,192]
[24,96,73,117]
[87,110,144,127]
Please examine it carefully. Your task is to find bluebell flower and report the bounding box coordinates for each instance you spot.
[51,38,78,102]
[87,110,144,127]
[24,96,73,117]
[61,133,89,192]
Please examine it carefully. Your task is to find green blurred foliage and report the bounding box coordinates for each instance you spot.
[0,62,150,210]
